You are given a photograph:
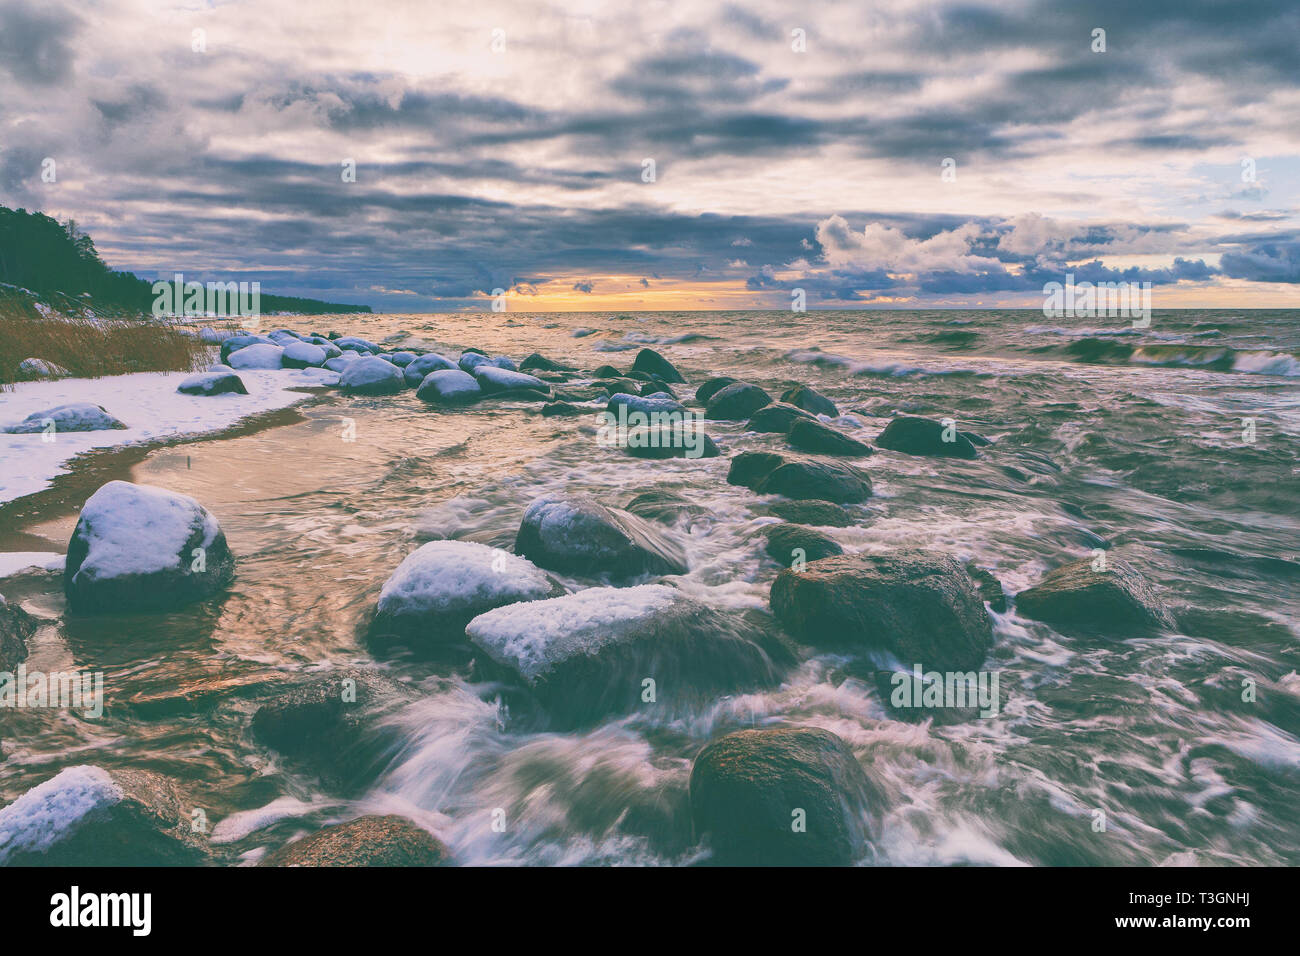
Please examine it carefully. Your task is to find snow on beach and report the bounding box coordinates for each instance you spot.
[0,367,328,507]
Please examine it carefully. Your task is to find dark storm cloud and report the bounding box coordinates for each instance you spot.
[0,1,81,86]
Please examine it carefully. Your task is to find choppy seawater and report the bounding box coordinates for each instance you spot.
[2,308,1298,866]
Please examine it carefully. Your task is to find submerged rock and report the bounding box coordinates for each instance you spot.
[541,401,587,417]
[767,499,856,527]
[369,540,561,650]
[1015,554,1174,634]
[689,727,874,866]
[64,480,235,613]
[515,494,688,580]
[2,402,126,433]
[259,815,451,867]
[0,599,37,671]
[250,669,420,791]
[876,415,977,459]
[780,384,838,417]
[416,368,482,404]
[770,551,993,671]
[624,490,710,524]
[0,765,206,866]
[227,343,285,369]
[764,523,843,565]
[631,347,685,383]
[520,353,572,372]
[177,369,248,396]
[339,356,406,395]
[466,585,782,726]
[746,401,815,433]
[787,418,873,457]
[706,382,772,420]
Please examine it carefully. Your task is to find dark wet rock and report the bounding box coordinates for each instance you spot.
[620,424,720,460]
[402,352,458,386]
[780,384,839,417]
[338,356,406,395]
[0,599,37,671]
[746,401,815,433]
[966,565,1008,613]
[727,451,786,489]
[706,382,773,420]
[638,380,676,398]
[250,669,420,791]
[0,765,207,866]
[177,370,248,396]
[596,377,643,395]
[3,402,127,433]
[592,364,623,378]
[764,524,843,565]
[876,416,977,459]
[770,551,993,671]
[624,490,710,524]
[541,401,587,417]
[689,727,874,866]
[963,431,992,447]
[472,366,551,396]
[787,418,873,457]
[467,584,783,727]
[631,347,685,383]
[767,499,856,527]
[520,353,573,372]
[64,481,235,613]
[1014,554,1174,634]
[760,459,872,503]
[515,494,688,580]
[695,376,738,404]
[606,392,687,417]
[368,541,562,651]
[416,369,482,405]
[259,815,451,867]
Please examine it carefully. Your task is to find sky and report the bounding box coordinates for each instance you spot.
[1,0,1298,312]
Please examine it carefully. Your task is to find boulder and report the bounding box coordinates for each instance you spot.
[0,765,206,866]
[746,402,815,433]
[387,351,418,367]
[0,599,37,671]
[876,416,977,459]
[631,347,685,383]
[402,352,458,386]
[259,815,451,867]
[227,343,286,369]
[706,382,772,420]
[966,565,1008,614]
[339,356,406,395]
[689,727,874,866]
[369,541,561,649]
[334,336,380,354]
[177,370,248,396]
[1014,554,1174,634]
[770,551,993,671]
[416,369,482,404]
[781,384,838,417]
[621,425,721,460]
[280,341,329,368]
[515,494,688,580]
[767,499,855,527]
[2,403,126,434]
[592,364,623,378]
[764,523,843,565]
[457,351,493,373]
[520,353,572,372]
[64,481,235,613]
[787,418,873,457]
[219,334,275,363]
[606,392,688,417]
[472,366,551,396]
[695,376,738,404]
[760,458,872,503]
[624,490,710,524]
[466,584,782,726]
[250,669,420,791]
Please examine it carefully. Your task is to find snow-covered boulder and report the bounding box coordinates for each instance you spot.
[514,493,688,580]
[472,366,551,396]
[280,341,329,368]
[416,369,482,404]
[64,480,235,613]
[324,352,363,372]
[197,327,239,344]
[334,336,379,354]
[219,334,275,363]
[0,765,206,865]
[387,351,418,367]
[402,353,458,386]
[227,343,285,369]
[369,541,562,651]
[267,329,304,346]
[2,403,126,434]
[16,358,71,380]
[466,585,783,726]
[177,370,248,396]
[338,356,406,395]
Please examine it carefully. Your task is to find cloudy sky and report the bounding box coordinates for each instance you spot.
[2,0,1298,311]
